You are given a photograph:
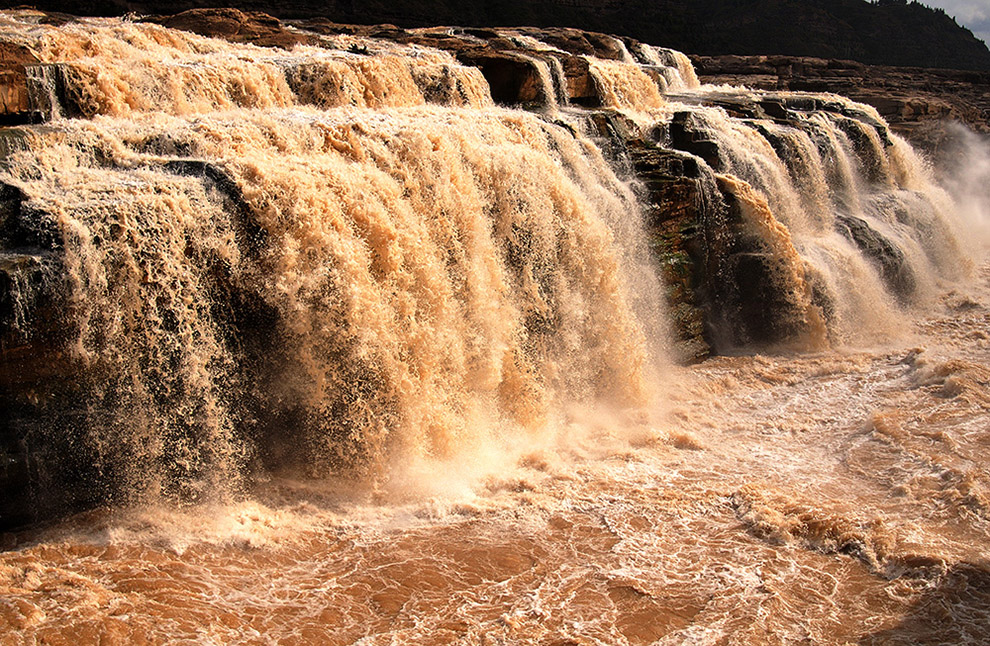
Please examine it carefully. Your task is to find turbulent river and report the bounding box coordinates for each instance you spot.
[1,10,989,645]
[3,263,990,645]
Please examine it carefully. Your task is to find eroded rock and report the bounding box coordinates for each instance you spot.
[692,54,990,145]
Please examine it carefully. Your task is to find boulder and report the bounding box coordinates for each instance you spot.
[668,112,722,171]
[835,214,916,301]
[0,42,41,125]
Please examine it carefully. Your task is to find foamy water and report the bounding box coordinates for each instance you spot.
[3,261,988,644]
[1,11,989,645]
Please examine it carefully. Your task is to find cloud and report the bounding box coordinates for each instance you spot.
[921,0,990,46]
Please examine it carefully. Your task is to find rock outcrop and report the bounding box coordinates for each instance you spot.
[0,44,41,125]
[691,54,990,146]
[0,178,92,528]
[145,7,317,48]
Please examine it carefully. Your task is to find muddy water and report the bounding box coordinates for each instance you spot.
[2,260,987,645]
[1,12,989,645]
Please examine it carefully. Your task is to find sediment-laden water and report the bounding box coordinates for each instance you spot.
[1,11,988,645]
[2,262,988,645]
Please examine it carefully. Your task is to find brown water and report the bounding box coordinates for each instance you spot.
[3,260,988,645]
[2,12,990,645]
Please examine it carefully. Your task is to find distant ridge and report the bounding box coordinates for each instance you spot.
[7,0,990,71]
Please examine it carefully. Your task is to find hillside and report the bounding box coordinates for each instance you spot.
[7,0,990,71]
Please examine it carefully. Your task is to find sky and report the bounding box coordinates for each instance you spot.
[922,0,990,47]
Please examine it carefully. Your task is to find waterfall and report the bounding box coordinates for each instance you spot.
[506,32,571,109]
[0,11,977,523]
[632,45,702,91]
[4,13,990,645]
[658,94,962,345]
[27,19,491,117]
[0,16,668,510]
[585,57,666,111]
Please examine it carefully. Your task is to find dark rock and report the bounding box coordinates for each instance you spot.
[0,252,54,342]
[0,181,96,528]
[0,182,59,251]
[668,112,722,171]
[623,138,714,361]
[0,182,64,350]
[707,176,832,351]
[836,213,916,300]
[758,99,789,120]
[722,252,804,346]
[455,52,546,106]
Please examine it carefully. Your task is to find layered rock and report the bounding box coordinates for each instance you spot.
[692,54,990,145]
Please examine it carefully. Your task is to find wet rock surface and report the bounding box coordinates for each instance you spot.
[692,54,990,145]
[0,43,41,125]
[0,182,90,528]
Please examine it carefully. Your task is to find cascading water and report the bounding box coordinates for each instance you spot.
[24,19,491,116]
[585,58,666,112]
[629,43,702,92]
[1,14,668,513]
[595,81,968,349]
[503,32,571,111]
[2,10,989,646]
